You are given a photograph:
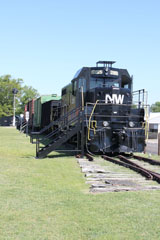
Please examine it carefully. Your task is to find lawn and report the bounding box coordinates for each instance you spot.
[0,127,160,240]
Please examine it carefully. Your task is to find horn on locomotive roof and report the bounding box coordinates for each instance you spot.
[96,61,116,68]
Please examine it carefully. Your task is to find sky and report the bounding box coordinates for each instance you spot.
[0,0,160,105]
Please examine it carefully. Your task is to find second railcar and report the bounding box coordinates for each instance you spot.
[33,94,61,131]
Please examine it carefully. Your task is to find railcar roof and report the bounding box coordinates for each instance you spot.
[36,94,61,104]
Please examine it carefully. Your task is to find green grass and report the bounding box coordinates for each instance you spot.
[1,127,160,240]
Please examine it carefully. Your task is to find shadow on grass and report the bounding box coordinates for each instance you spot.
[47,151,75,159]
[21,152,76,160]
[21,155,36,159]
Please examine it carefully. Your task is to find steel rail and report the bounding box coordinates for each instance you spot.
[133,155,160,166]
[85,153,94,161]
[102,155,153,180]
[118,155,160,184]
[76,153,94,161]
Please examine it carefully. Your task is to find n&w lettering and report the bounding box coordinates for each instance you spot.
[105,94,124,104]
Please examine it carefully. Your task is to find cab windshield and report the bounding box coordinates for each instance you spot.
[90,78,119,89]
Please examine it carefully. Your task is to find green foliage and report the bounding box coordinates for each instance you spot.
[0,75,39,117]
[132,104,137,109]
[17,85,39,114]
[151,101,160,112]
[0,75,23,117]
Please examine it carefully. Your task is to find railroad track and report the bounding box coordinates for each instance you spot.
[102,155,160,184]
[76,154,160,192]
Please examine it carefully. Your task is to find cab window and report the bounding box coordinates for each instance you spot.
[121,75,131,89]
[123,84,129,89]
[90,78,119,89]
[78,77,86,92]
[72,80,77,96]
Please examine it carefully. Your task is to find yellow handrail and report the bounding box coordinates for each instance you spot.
[145,105,149,140]
[88,100,99,140]
[81,86,84,111]
[91,120,97,135]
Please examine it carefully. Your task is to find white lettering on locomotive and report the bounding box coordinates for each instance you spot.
[105,94,124,104]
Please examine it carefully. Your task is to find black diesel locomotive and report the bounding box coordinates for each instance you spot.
[61,61,146,154]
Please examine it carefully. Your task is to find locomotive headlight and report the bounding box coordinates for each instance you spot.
[103,121,109,127]
[129,121,135,128]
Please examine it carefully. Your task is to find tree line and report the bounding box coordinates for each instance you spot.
[0,75,39,118]
[150,102,160,112]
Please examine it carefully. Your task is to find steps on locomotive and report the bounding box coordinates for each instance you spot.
[35,130,66,146]
[37,124,80,158]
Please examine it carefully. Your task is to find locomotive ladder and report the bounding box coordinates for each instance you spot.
[31,107,85,158]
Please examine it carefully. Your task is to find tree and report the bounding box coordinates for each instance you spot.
[17,85,39,114]
[150,102,160,112]
[0,75,39,117]
[0,75,23,117]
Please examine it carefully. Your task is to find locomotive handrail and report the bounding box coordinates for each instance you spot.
[44,117,79,138]
[132,89,148,108]
[20,122,27,132]
[88,100,99,140]
[44,113,81,139]
[37,112,81,142]
[86,101,147,107]
[85,114,145,118]
[31,107,81,136]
